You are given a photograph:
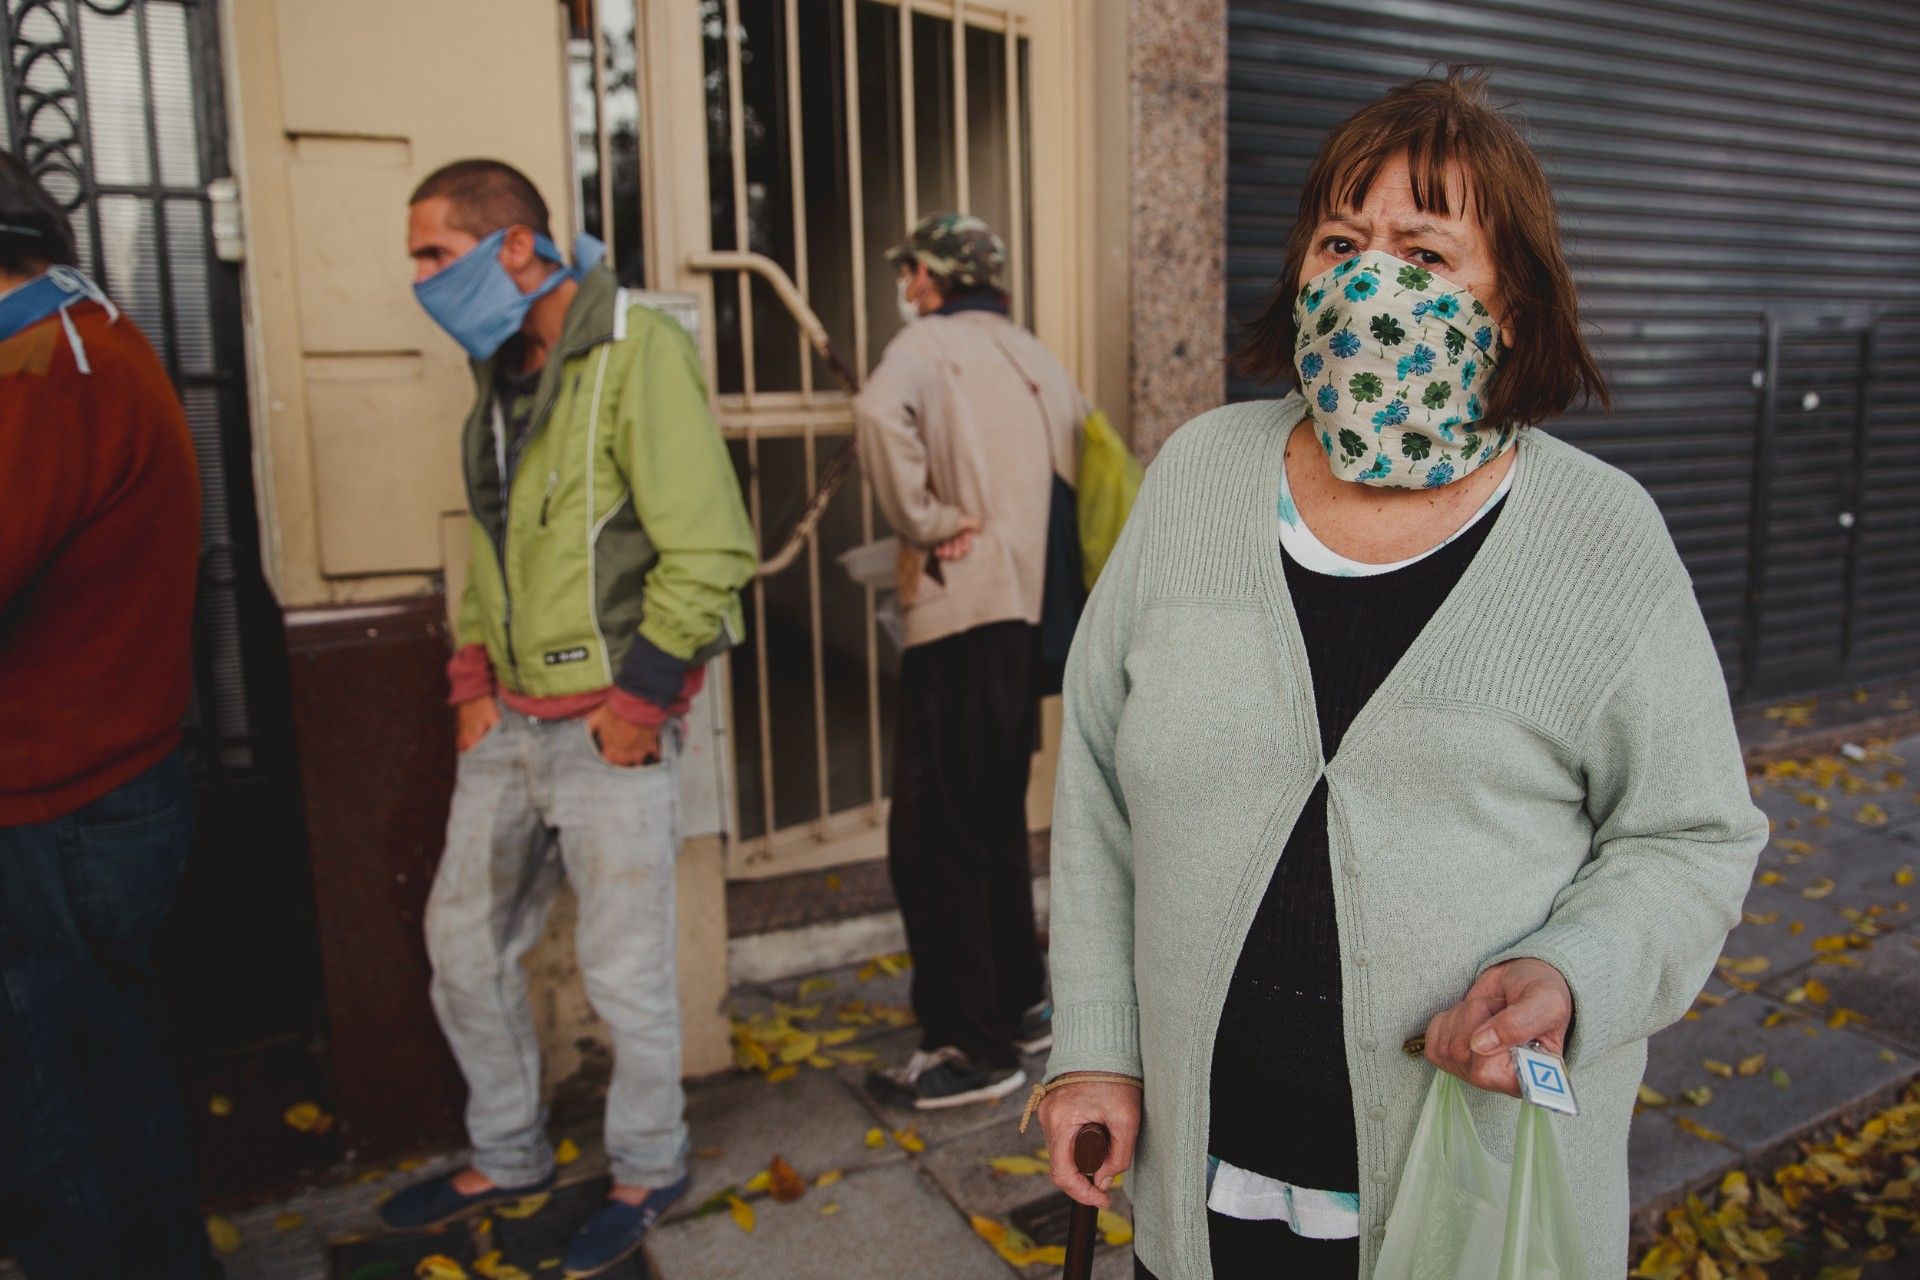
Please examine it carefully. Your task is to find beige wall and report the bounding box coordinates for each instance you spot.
[225,0,575,608]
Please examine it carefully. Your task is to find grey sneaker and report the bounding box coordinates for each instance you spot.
[1013,1001,1053,1056]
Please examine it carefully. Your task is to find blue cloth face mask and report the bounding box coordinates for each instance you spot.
[412,229,605,360]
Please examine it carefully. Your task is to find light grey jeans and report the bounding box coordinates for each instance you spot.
[425,707,686,1189]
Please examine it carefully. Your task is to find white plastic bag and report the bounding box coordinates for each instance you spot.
[1375,1074,1587,1280]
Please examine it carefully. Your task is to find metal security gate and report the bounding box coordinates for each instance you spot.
[632,0,1046,877]
[1224,0,1920,701]
[2,0,322,1124]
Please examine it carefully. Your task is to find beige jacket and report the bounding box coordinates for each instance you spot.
[853,308,1088,648]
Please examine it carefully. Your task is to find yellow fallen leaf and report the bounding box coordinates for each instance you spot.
[893,1127,926,1153]
[1703,1058,1735,1079]
[806,1055,834,1069]
[474,1252,531,1280]
[864,1127,886,1148]
[1789,920,1806,935]
[1742,910,1780,926]
[208,1094,234,1118]
[1878,1048,1897,1064]
[283,1101,323,1132]
[765,1064,799,1084]
[1896,867,1914,887]
[555,1137,581,1165]
[989,1155,1051,1176]
[727,1194,755,1233]
[1802,876,1836,900]
[819,1201,841,1216]
[1757,870,1785,886]
[1855,803,1889,827]
[744,1169,772,1194]
[1676,1116,1725,1143]
[494,1192,549,1219]
[797,976,835,998]
[1737,1053,1766,1077]
[206,1215,240,1256]
[824,873,843,891]
[1098,1207,1134,1246]
[1637,1084,1670,1107]
[816,1169,843,1187]
[819,1027,859,1046]
[1828,1008,1868,1029]
[855,962,879,982]
[1769,1066,1790,1087]
[831,1049,879,1065]
[1681,1086,1714,1107]
[1718,954,1770,975]
[416,1257,468,1280]
[1813,934,1853,953]
[1763,1010,1789,1028]
[777,1033,821,1065]
[273,1210,304,1232]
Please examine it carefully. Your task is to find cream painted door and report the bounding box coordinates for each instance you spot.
[635,0,1079,878]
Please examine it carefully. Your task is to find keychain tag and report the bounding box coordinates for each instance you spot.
[1512,1043,1579,1116]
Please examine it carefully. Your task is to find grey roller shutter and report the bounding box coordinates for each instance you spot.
[1226,0,1920,700]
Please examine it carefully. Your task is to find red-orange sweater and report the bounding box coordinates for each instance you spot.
[0,301,200,824]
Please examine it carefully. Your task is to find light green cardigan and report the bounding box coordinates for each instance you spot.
[1044,395,1767,1279]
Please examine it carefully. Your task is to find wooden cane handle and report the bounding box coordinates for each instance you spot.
[1073,1123,1111,1178]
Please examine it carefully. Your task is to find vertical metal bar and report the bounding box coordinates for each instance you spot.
[804,431,831,834]
[1838,326,1875,676]
[724,0,755,402]
[952,2,968,212]
[62,0,108,289]
[592,1,615,243]
[1003,19,1024,325]
[131,0,180,382]
[900,0,916,227]
[1738,315,1779,699]
[842,0,869,376]
[747,432,777,845]
[784,0,811,400]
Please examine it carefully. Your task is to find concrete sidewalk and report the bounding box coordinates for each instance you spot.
[23,732,1915,1280]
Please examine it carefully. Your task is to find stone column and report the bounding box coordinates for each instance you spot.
[1128,0,1227,459]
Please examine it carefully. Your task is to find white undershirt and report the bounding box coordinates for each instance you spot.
[1277,449,1519,577]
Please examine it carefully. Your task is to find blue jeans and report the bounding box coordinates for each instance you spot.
[0,749,212,1279]
[425,710,687,1189]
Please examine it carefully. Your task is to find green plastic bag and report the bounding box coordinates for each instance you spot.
[1075,409,1142,591]
[1375,1074,1588,1280]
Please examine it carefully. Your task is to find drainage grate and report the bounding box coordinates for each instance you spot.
[1008,1189,1079,1249]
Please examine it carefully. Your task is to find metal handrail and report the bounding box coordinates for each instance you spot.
[684,250,862,578]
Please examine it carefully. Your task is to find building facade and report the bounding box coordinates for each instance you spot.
[4,0,1915,1173]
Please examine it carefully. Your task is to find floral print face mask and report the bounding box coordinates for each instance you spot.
[1292,249,1514,489]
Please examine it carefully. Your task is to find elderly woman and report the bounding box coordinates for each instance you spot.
[1032,69,1766,1279]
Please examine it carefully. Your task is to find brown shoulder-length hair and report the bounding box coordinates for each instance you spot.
[1233,67,1608,426]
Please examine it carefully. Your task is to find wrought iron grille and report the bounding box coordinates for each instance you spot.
[2,0,262,776]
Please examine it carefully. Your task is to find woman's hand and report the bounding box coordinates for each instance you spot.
[1423,958,1572,1097]
[1038,1079,1140,1209]
[934,513,982,561]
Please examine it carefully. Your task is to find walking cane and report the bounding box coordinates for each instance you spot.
[1063,1122,1112,1280]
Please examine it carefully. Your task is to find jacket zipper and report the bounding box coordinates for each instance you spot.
[498,369,587,687]
[539,469,558,527]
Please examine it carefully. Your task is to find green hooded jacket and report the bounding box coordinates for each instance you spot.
[454,266,755,697]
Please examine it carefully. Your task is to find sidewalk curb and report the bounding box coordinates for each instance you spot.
[1628,1065,1920,1247]
[1741,711,1920,770]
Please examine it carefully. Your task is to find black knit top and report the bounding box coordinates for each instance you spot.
[1206,496,1506,1190]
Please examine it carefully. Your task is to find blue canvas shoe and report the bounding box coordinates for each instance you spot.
[377,1168,557,1233]
[562,1175,692,1278]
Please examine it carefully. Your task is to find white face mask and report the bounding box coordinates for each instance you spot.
[896,275,920,325]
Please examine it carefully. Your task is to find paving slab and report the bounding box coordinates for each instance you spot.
[727,959,919,1053]
[675,1057,901,1222]
[1775,928,1920,1056]
[1638,991,1916,1158]
[645,1159,1011,1280]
